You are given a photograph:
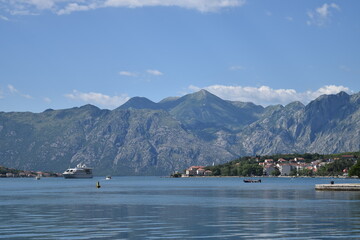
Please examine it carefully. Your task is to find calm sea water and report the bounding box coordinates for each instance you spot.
[1,176,360,239]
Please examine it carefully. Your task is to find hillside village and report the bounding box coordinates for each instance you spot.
[181,154,358,177]
[260,155,355,176]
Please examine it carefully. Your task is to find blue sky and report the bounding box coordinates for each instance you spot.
[1,0,359,112]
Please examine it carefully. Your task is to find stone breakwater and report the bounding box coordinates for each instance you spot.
[315,183,360,191]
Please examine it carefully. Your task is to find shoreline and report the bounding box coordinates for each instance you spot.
[172,175,359,179]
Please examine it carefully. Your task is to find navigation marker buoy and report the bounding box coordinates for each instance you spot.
[96,181,101,188]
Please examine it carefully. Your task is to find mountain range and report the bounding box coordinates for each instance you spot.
[1,90,359,175]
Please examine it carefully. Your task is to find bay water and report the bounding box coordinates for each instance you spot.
[1,176,360,239]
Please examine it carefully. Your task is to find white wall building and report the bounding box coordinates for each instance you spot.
[277,164,292,176]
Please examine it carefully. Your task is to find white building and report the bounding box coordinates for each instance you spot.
[277,164,292,176]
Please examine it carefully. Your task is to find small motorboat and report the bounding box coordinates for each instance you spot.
[243,179,261,183]
[105,176,112,180]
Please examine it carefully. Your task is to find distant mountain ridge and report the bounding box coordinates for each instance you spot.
[1,90,360,175]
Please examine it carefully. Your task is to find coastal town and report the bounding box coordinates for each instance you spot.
[181,154,358,177]
[0,166,62,178]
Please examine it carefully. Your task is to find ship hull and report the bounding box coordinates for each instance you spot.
[63,174,93,179]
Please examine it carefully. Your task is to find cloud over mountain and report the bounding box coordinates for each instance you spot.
[189,85,351,106]
[65,90,130,108]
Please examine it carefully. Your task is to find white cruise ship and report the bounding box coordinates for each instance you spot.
[63,163,93,179]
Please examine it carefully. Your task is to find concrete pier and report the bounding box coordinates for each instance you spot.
[315,183,360,191]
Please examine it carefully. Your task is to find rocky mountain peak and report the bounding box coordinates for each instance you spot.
[305,91,351,118]
[285,101,305,111]
[184,89,221,101]
[119,97,159,110]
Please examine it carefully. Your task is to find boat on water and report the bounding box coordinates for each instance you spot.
[243,179,261,183]
[63,163,93,179]
[105,176,112,180]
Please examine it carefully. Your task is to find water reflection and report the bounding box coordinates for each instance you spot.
[1,177,360,239]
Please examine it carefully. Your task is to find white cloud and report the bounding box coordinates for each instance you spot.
[119,71,138,77]
[307,3,340,26]
[7,84,33,99]
[65,90,130,108]
[188,84,351,106]
[310,85,350,97]
[22,93,33,99]
[2,0,57,15]
[0,15,9,21]
[8,84,18,94]
[43,97,52,103]
[147,69,163,76]
[103,0,246,13]
[29,0,56,10]
[118,69,163,78]
[1,0,246,15]
[57,2,99,15]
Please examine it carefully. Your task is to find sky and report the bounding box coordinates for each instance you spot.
[1,0,360,112]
